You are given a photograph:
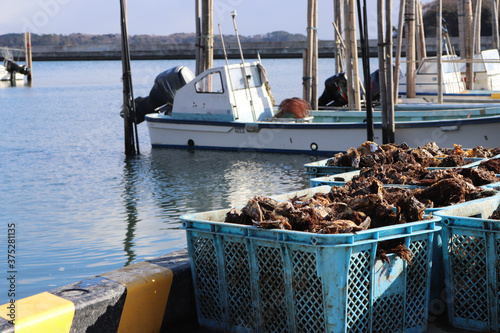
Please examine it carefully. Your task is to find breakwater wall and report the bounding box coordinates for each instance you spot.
[21,37,499,61]
[0,249,197,332]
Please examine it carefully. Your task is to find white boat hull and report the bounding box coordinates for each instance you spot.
[146,115,500,154]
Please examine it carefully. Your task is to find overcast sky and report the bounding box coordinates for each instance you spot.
[1,0,432,38]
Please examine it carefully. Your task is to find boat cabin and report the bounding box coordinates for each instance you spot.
[171,62,274,123]
[459,49,500,91]
[399,55,465,96]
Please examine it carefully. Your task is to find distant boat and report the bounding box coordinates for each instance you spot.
[0,59,29,81]
[398,49,500,102]
[138,62,500,154]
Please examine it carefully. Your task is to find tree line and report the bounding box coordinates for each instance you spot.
[0,31,307,48]
[421,0,498,37]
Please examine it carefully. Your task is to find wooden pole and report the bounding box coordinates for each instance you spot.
[357,0,374,141]
[492,0,500,50]
[437,0,443,104]
[348,0,361,111]
[378,0,388,141]
[302,49,307,101]
[385,0,395,143]
[475,0,483,54]
[472,0,482,55]
[393,0,406,103]
[312,0,319,110]
[304,0,314,104]
[405,0,416,98]
[201,0,213,73]
[465,0,474,89]
[195,0,202,75]
[24,32,32,83]
[344,0,354,109]
[119,0,139,156]
[334,0,344,73]
[458,0,465,58]
[332,22,345,73]
[416,0,426,63]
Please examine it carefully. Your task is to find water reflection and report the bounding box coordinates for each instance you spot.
[121,156,141,266]
[0,79,32,88]
[116,149,315,269]
[147,149,313,215]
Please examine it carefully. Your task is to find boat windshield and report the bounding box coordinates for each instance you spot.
[417,57,460,75]
[481,50,500,75]
[229,66,262,90]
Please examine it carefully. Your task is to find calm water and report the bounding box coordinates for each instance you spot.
[0,58,353,303]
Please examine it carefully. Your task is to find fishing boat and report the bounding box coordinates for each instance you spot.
[398,49,500,102]
[140,61,500,155]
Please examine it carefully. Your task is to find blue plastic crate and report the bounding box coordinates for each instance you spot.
[309,169,500,191]
[304,158,357,180]
[309,170,360,187]
[181,188,441,333]
[434,195,500,332]
[304,157,486,180]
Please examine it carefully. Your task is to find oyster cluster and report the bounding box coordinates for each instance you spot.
[326,141,500,169]
[490,206,500,220]
[225,175,496,233]
[355,163,498,187]
[479,157,500,174]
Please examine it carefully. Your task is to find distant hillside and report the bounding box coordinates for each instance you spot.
[0,31,307,48]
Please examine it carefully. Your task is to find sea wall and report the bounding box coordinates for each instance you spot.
[24,37,498,61]
[0,249,197,333]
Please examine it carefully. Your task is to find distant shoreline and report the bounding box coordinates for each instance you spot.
[4,37,499,61]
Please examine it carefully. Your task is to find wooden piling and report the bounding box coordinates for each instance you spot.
[24,32,32,83]
[393,0,406,103]
[405,0,416,98]
[195,0,202,75]
[334,0,344,74]
[201,0,213,73]
[312,0,319,110]
[357,0,374,141]
[416,0,427,64]
[458,0,465,58]
[493,0,500,49]
[465,0,474,89]
[304,0,314,105]
[378,0,387,137]
[471,0,482,56]
[437,0,443,104]
[344,0,354,109]
[119,0,139,156]
[385,0,395,143]
[302,49,308,101]
[348,0,361,111]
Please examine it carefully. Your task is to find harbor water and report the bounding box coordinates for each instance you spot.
[0,58,356,303]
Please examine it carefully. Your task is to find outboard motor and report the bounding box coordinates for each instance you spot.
[3,59,29,75]
[370,69,381,101]
[369,66,396,101]
[318,72,348,107]
[134,66,195,124]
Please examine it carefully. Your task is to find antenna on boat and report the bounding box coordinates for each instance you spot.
[231,10,257,122]
[218,23,239,119]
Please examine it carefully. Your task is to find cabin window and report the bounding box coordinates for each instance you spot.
[229,66,262,90]
[417,61,437,75]
[195,72,224,93]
